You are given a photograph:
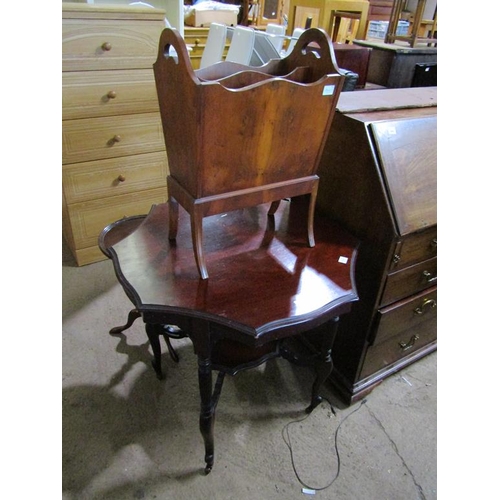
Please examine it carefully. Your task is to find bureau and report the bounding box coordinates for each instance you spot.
[62,3,168,266]
[315,87,437,404]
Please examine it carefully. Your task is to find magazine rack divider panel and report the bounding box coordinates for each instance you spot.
[154,28,345,279]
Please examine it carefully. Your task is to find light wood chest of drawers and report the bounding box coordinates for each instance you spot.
[62,3,168,266]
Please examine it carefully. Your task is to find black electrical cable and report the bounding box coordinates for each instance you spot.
[281,399,367,492]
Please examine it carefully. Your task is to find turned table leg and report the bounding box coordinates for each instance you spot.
[306,316,339,413]
[198,356,216,473]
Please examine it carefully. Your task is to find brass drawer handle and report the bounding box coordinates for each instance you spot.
[413,298,437,315]
[399,334,419,351]
[422,270,437,283]
[107,90,117,99]
[430,238,437,249]
[101,42,112,51]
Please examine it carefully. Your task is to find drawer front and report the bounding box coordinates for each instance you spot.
[62,69,159,120]
[390,226,437,271]
[62,113,165,164]
[360,297,437,379]
[381,256,437,306]
[63,151,168,204]
[184,27,210,43]
[66,187,168,250]
[62,19,163,71]
[373,287,437,347]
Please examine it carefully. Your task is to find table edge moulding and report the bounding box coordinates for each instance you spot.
[98,199,359,474]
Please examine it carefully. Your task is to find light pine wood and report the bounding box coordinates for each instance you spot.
[287,0,369,40]
[62,113,165,164]
[62,69,160,120]
[63,151,168,204]
[67,187,168,250]
[62,19,165,72]
[62,3,168,266]
[184,27,230,70]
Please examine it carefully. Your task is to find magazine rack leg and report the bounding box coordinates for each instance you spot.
[167,175,319,280]
[168,196,179,240]
[191,206,208,280]
[307,181,319,247]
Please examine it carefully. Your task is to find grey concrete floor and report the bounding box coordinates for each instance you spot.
[62,242,437,500]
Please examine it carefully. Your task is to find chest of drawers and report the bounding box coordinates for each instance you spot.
[315,87,437,404]
[62,3,168,266]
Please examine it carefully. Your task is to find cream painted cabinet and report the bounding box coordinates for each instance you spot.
[62,3,168,265]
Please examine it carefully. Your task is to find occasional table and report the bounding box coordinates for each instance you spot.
[99,198,359,473]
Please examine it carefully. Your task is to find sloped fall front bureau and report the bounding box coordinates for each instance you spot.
[62,3,168,265]
[315,87,437,404]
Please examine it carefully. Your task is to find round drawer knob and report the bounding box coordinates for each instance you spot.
[195,38,200,45]
[117,175,126,182]
[107,90,117,99]
[111,135,121,143]
[101,42,112,51]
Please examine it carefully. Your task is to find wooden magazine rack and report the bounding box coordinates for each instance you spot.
[153,28,345,279]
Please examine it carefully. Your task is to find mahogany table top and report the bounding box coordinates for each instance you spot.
[99,198,359,344]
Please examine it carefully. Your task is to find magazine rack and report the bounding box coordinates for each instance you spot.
[153,28,345,279]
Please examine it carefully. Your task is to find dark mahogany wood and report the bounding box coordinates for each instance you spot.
[99,198,358,473]
[316,88,437,404]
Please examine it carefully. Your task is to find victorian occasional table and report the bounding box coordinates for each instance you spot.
[98,197,359,473]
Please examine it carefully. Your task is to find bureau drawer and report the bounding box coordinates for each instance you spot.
[63,151,168,204]
[390,226,437,271]
[65,187,168,250]
[372,287,437,346]
[381,256,437,306]
[62,113,165,164]
[360,290,437,379]
[63,69,159,120]
[62,19,163,71]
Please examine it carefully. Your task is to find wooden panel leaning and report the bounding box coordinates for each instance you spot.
[153,27,345,279]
